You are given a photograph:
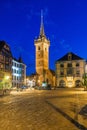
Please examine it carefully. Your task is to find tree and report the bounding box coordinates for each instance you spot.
[83,73,87,90]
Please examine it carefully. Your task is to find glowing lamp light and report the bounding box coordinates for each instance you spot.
[66,77,73,87]
[67,81,73,88]
[38,80,40,83]
[5,76,10,80]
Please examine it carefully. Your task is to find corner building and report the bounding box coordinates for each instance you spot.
[12,57,26,88]
[56,52,86,87]
[0,41,12,89]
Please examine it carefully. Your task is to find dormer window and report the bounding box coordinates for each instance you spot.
[68,53,72,60]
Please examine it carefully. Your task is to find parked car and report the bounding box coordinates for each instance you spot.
[20,86,28,90]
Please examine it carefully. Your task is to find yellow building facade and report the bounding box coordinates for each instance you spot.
[56,52,86,87]
[0,41,12,90]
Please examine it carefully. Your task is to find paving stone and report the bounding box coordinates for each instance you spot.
[0,89,85,130]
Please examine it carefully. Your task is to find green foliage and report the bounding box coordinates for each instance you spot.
[0,79,12,90]
[83,73,87,87]
[0,82,3,89]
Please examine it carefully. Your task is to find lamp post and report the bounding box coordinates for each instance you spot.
[5,76,10,80]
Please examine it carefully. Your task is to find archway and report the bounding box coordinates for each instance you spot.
[75,80,81,87]
[59,80,66,87]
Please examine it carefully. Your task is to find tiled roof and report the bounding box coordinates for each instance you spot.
[56,52,84,62]
[0,40,13,57]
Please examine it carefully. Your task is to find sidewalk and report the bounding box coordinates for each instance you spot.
[47,92,87,129]
[10,88,35,94]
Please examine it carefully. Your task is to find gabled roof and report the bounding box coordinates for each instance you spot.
[18,56,23,63]
[0,40,13,57]
[13,56,23,63]
[56,52,84,62]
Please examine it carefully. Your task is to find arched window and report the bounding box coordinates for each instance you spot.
[75,80,81,87]
[59,80,66,87]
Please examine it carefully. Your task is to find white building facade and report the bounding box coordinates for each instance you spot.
[12,58,26,88]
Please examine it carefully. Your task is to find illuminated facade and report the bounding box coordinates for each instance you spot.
[85,62,87,73]
[56,52,86,87]
[12,57,26,88]
[34,11,55,87]
[0,41,12,89]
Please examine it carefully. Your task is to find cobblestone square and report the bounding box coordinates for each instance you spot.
[0,89,87,130]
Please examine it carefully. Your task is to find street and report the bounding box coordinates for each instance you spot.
[0,88,87,130]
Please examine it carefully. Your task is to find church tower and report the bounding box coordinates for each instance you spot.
[34,10,50,83]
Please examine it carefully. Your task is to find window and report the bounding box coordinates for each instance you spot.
[17,77,19,80]
[5,65,9,70]
[60,72,64,76]
[60,70,64,76]
[60,64,64,67]
[76,70,80,76]
[67,68,73,75]
[67,63,72,67]
[12,68,13,73]
[12,61,14,65]
[14,76,16,80]
[76,63,79,67]
[59,80,66,87]
[15,63,16,67]
[0,63,4,70]
[68,53,72,60]
[0,55,4,61]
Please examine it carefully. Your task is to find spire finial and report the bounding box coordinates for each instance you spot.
[40,9,45,37]
[41,9,43,25]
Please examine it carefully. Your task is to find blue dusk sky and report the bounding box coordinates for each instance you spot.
[0,0,87,75]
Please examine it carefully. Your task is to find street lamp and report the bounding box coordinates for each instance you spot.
[4,75,11,89]
[5,76,10,80]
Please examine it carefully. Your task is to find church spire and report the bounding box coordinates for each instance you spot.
[39,10,45,38]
